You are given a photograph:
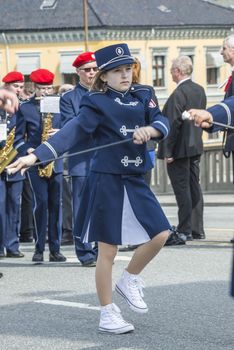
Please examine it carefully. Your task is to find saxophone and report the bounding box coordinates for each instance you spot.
[38,113,54,178]
[0,127,18,174]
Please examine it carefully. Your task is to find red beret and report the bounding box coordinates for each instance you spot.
[72,52,96,68]
[30,69,54,85]
[2,71,24,83]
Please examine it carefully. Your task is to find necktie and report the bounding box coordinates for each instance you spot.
[224,75,233,92]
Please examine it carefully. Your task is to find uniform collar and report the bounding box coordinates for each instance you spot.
[106,85,130,98]
[78,82,90,91]
[30,94,40,105]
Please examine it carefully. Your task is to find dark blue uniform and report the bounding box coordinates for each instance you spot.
[14,96,63,254]
[203,96,234,297]
[223,72,234,170]
[206,97,234,132]
[33,85,171,246]
[0,114,24,254]
[60,83,97,264]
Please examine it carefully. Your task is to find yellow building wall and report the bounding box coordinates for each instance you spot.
[0,33,231,146]
[0,35,230,109]
[0,39,230,100]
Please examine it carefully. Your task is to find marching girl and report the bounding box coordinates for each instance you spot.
[7,43,171,334]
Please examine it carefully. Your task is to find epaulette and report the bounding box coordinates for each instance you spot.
[88,91,105,97]
[130,84,152,93]
[61,89,74,97]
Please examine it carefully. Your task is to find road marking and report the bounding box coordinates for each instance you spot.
[0,254,131,265]
[35,298,100,310]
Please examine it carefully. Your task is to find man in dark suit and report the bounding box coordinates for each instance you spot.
[157,55,206,243]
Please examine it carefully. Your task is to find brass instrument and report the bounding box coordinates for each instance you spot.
[0,127,18,174]
[38,113,54,178]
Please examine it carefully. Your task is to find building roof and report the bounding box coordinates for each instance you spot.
[0,0,233,32]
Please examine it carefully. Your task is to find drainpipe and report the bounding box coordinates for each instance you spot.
[1,32,10,72]
[83,0,89,51]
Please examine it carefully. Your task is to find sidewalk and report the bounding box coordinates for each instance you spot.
[156,192,234,206]
[156,192,234,242]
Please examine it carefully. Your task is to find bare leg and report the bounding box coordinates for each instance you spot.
[96,242,118,306]
[127,230,169,274]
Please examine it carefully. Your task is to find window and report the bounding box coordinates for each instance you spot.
[152,55,165,87]
[17,53,40,82]
[60,51,81,85]
[179,47,195,63]
[206,49,223,86]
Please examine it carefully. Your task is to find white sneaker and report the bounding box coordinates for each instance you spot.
[115,270,148,313]
[99,303,134,334]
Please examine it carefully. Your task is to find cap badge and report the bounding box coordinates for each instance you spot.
[116,47,124,56]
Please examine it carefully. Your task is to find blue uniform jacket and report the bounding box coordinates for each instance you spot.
[207,96,234,132]
[14,96,63,174]
[0,114,25,182]
[206,96,234,298]
[33,85,169,175]
[60,83,94,176]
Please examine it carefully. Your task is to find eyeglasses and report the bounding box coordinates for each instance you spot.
[79,67,99,73]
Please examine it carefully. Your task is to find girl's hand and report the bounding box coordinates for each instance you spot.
[6,154,38,175]
[133,126,158,144]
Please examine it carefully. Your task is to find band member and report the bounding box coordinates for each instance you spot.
[0,71,25,258]
[0,87,20,279]
[7,43,171,334]
[2,71,25,98]
[19,83,35,243]
[187,96,234,298]
[13,69,66,262]
[60,52,98,266]
[220,34,234,161]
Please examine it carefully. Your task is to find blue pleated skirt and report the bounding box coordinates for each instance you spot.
[76,172,171,245]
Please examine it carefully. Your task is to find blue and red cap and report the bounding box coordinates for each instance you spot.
[2,71,24,83]
[95,43,135,71]
[72,52,96,68]
[30,69,54,85]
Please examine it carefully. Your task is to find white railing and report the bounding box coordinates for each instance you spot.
[151,145,234,193]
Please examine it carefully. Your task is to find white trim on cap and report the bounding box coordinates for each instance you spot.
[98,55,134,70]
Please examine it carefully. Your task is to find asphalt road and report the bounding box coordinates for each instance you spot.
[0,206,233,350]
